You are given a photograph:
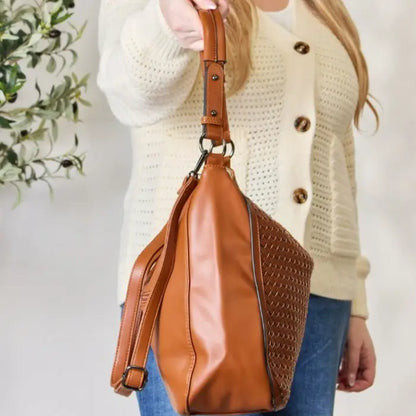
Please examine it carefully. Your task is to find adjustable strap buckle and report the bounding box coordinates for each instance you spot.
[121,366,149,391]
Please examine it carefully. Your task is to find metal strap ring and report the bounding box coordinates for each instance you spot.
[199,133,214,154]
[223,139,235,158]
[199,134,235,158]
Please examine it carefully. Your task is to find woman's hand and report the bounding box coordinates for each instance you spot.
[337,316,376,392]
[159,0,230,51]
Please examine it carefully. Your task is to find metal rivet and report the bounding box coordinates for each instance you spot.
[212,74,219,81]
[210,110,217,116]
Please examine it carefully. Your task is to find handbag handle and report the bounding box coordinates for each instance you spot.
[198,7,231,147]
[109,8,230,396]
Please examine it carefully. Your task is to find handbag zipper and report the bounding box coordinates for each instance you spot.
[245,197,277,411]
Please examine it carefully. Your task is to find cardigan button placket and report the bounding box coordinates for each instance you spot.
[267,17,316,246]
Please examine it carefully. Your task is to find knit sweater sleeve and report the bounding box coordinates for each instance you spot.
[96,0,200,127]
[342,123,371,320]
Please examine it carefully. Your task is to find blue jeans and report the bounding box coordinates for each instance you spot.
[120,293,351,416]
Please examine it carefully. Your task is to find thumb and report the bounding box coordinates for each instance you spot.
[346,341,361,387]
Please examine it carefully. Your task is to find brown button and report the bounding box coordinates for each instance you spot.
[294,116,311,132]
[293,188,308,204]
[294,41,310,54]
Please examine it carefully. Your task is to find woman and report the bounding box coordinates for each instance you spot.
[97,0,377,414]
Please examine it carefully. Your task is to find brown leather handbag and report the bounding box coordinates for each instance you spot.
[110,7,314,415]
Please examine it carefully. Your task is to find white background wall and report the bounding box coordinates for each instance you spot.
[1,1,415,415]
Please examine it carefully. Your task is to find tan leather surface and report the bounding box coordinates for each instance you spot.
[185,154,271,413]
[155,154,272,414]
[153,195,196,414]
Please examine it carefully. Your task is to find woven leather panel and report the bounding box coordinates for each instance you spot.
[249,198,314,405]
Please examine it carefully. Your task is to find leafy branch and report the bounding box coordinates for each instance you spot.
[0,0,89,207]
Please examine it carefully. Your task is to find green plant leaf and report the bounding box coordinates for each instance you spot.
[67,48,77,66]
[33,109,61,119]
[53,12,73,25]
[51,119,58,141]
[6,149,18,165]
[11,182,23,209]
[1,34,19,40]
[0,0,90,204]
[10,115,33,131]
[46,55,57,72]
[78,97,91,107]
[27,33,43,48]
[0,116,13,128]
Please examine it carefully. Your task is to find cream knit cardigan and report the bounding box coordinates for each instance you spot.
[97,0,371,319]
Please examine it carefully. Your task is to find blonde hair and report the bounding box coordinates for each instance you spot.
[223,0,379,130]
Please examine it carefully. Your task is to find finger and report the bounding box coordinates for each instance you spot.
[187,0,220,37]
[337,367,369,392]
[336,364,344,384]
[187,39,204,51]
[192,0,229,19]
[191,0,218,11]
[361,365,376,386]
[186,0,228,51]
[336,380,349,391]
[217,0,231,18]
[346,341,361,388]
[338,340,376,393]
[178,2,206,46]
[337,379,372,392]
[357,346,376,386]
[337,348,348,384]
[337,367,347,384]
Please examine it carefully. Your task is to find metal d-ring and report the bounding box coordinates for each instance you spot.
[223,139,235,158]
[199,133,215,154]
[199,134,235,158]
[188,136,236,178]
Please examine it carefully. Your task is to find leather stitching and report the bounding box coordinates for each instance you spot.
[184,193,197,413]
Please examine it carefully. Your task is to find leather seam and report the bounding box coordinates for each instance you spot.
[184,191,197,414]
[247,199,278,410]
[203,164,228,169]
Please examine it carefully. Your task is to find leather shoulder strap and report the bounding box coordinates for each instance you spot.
[110,175,198,395]
[198,8,231,146]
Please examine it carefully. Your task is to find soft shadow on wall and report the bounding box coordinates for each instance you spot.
[0,2,137,416]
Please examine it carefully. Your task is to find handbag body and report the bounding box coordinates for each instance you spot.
[110,8,314,415]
